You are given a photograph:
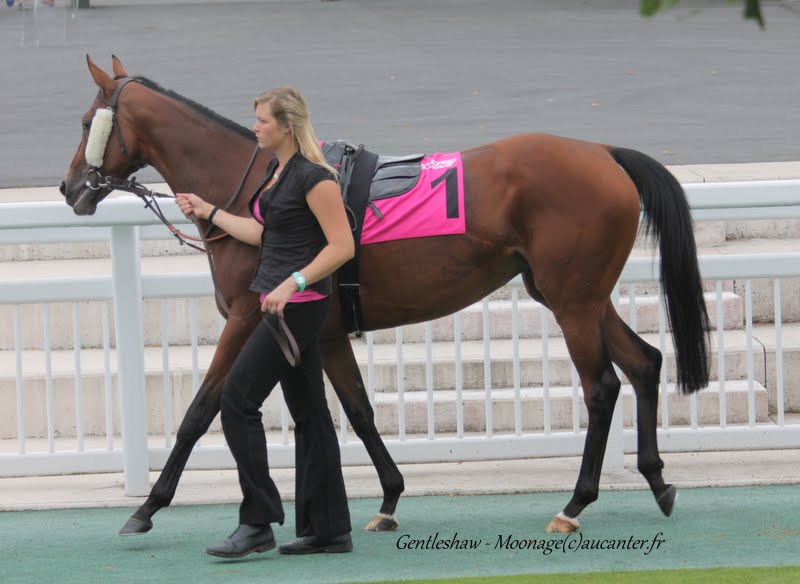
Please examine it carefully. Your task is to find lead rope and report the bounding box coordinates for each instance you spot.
[202,242,301,367]
[96,153,302,366]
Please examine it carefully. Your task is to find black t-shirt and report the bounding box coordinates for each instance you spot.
[248,152,336,296]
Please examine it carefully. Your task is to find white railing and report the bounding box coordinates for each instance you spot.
[1,180,800,495]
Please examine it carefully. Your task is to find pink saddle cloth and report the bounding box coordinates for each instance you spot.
[361,151,466,245]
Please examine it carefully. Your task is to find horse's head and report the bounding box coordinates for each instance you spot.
[61,56,147,215]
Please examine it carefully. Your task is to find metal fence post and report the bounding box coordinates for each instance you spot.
[110,226,150,495]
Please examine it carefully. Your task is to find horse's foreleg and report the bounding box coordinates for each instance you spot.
[604,307,676,516]
[119,317,258,536]
[546,306,621,534]
[320,333,404,532]
[119,377,224,535]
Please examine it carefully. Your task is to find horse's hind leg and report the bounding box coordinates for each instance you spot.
[119,317,257,535]
[320,333,404,532]
[545,302,622,534]
[604,306,676,516]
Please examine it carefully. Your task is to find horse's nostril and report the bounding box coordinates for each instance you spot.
[59,182,66,195]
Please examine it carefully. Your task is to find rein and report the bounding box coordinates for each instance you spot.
[90,142,259,253]
[94,162,300,367]
[85,77,301,366]
[94,166,301,367]
[89,173,215,253]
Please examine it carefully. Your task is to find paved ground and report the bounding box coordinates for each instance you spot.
[1,0,800,188]
[3,449,800,512]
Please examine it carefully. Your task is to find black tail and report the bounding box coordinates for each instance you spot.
[610,147,710,393]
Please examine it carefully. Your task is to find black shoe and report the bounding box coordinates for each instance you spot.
[206,524,276,558]
[278,533,353,555]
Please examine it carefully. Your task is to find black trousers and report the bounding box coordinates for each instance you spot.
[220,298,351,537]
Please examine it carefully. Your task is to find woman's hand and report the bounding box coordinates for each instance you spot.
[175,193,213,220]
[261,278,298,319]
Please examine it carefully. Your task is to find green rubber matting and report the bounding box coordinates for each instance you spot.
[361,566,800,584]
[2,485,798,584]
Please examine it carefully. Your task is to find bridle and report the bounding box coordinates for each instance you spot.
[83,77,301,366]
[85,77,237,252]
[85,78,148,191]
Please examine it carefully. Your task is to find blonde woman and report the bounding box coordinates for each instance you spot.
[176,87,353,558]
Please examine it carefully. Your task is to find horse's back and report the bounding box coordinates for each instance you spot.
[464,132,624,178]
[462,133,640,225]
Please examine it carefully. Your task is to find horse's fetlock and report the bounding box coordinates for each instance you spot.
[648,346,663,373]
[573,482,599,506]
[637,457,664,477]
[637,457,664,486]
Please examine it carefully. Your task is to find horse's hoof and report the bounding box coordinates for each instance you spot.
[119,515,153,536]
[546,512,580,534]
[364,513,399,532]
[656,484,678,517]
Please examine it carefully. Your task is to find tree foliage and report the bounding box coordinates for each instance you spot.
[640,0,765,28]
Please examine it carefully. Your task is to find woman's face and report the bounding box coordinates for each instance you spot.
[253,102,289,150]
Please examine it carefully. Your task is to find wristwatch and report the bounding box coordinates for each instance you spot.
[292,271,307,292]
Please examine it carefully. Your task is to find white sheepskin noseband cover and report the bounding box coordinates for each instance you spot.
[85,108,114,168]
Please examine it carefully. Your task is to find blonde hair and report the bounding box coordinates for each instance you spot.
[253,87,338,180]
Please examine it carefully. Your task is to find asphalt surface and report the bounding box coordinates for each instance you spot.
[1,0,799,188]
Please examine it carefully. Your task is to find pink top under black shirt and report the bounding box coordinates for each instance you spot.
[251,184,327,304]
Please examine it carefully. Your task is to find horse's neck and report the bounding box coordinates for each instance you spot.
[138,100,259,206]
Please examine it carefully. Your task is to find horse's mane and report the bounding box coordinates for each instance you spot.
[121,75,256,142]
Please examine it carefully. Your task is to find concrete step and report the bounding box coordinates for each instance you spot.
[6,200,798,261]
[4,164,800,261]
[369,292,743,344]
[0,183,728,259]
[0,254,224,351]
[0,296,225,352]
[367,381,769,435]
[352,329,766,393]
[0,184,197,261]
[0,255,746,350]
[358,323,798,417]
[3,224,799,349]
[1,323,796,439]
[4,221,797,265]
[716,238,800,324]
[0,237,200,262]
[622,238,800,324]
[0,344,218,440]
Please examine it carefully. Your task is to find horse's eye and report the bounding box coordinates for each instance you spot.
[82,122,90,132]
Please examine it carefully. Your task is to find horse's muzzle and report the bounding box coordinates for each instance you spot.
[62,180,103,215]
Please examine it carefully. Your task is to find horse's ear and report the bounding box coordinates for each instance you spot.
[86,54,115,96]
[111,55,128,78]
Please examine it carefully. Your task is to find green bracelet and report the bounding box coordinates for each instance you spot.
[292,271,307,292]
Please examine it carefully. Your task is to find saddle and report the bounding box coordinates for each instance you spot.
[322,140,425,335]
[323,140,425,204]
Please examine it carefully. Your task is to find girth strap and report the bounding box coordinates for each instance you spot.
[337,149,379,336]
[340,144,365,205]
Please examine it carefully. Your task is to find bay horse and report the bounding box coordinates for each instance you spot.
[61,56,709,535]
